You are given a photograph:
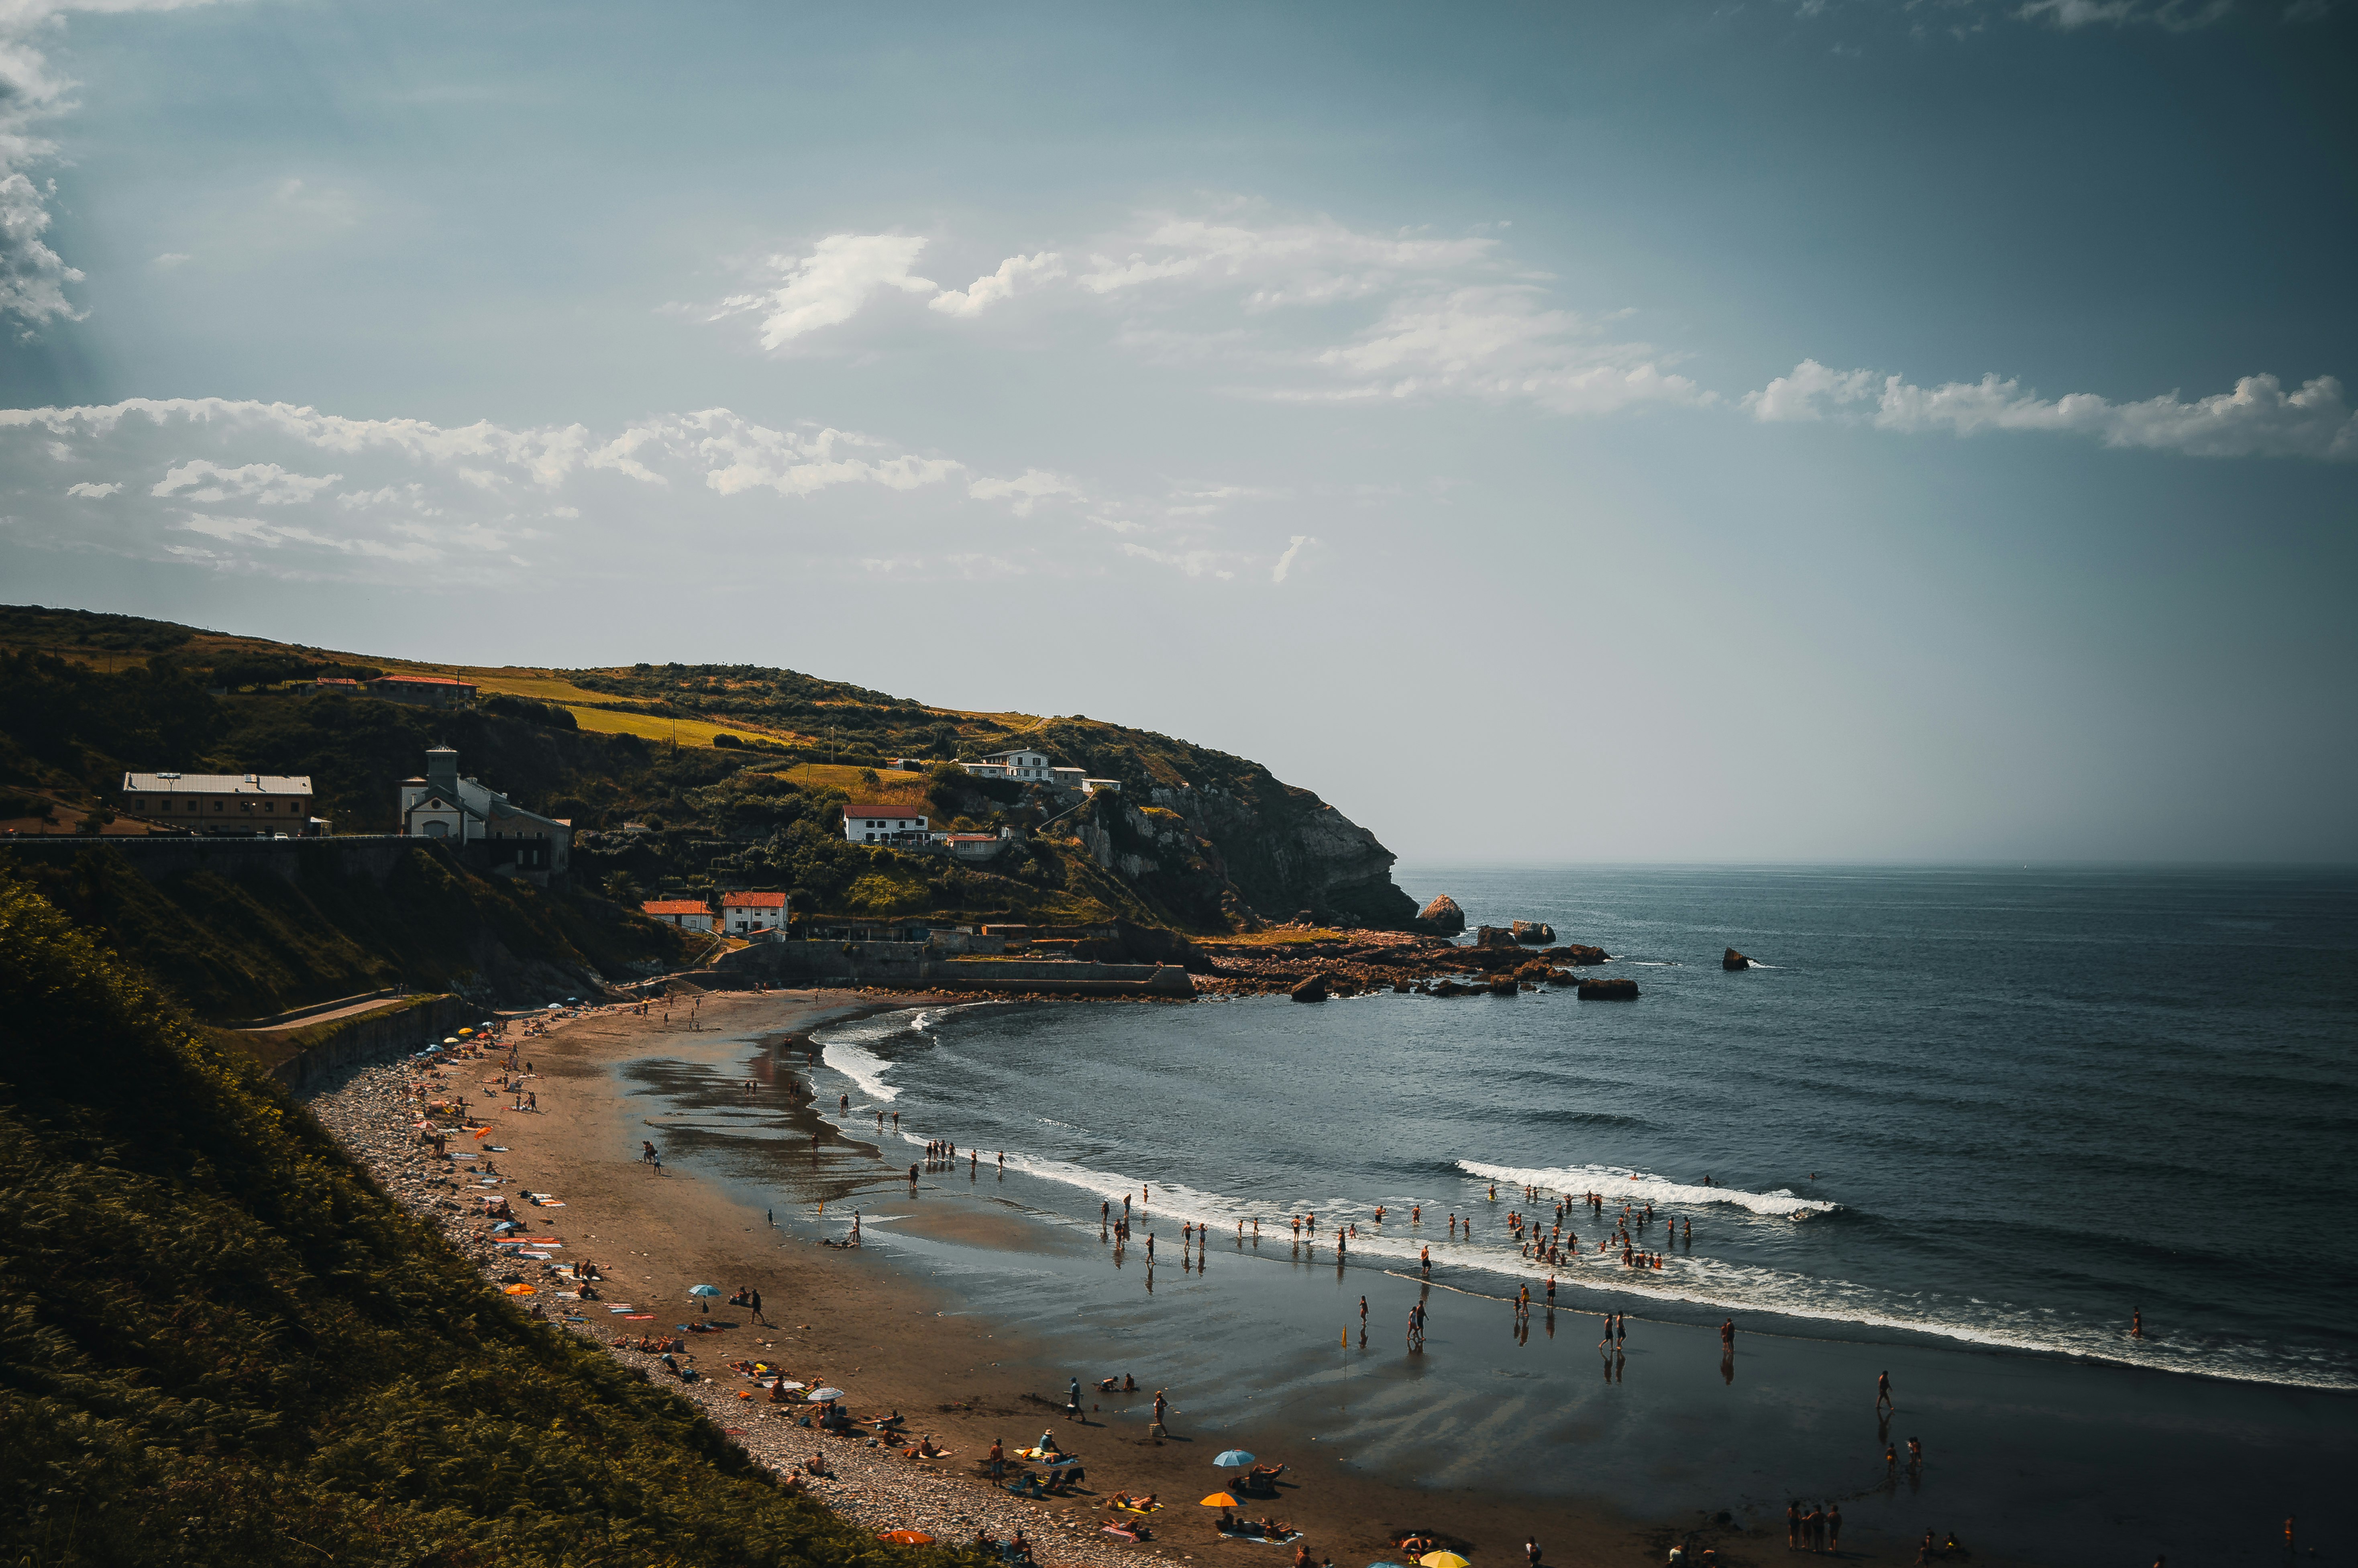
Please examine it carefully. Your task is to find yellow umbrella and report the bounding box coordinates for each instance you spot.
[1200,1493,1239,1507]
[1421,1555,1471,1568]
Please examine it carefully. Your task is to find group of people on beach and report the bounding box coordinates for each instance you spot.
[1786,1499,1842,1552]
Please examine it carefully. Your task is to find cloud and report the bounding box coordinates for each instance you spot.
[152,458,341,504]
[0,0,239,330]
[966,469,1082,515]
[1075,211,1495,305]
[928,251,1065,318]
[151,251,190,267]
[2016,0,2235,26]
[1271,534,1315,583]
[710,234,935,350]
[0,395,1160,587]
[1745,359,2358,459]
[1120,541,1237,579]
[1298,285,1710,414]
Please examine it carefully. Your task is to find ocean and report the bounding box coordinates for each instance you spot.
[809,865,2358,1392]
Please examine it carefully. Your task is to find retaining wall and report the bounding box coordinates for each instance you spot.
[242,994,476,1095]
[715,940,1194,997]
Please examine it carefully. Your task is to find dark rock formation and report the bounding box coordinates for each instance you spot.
[1577,977,1640,1000]
[1431,978,1469,998]
[1487,977,1519,996]
[1541,944,1610,966]
[1416,894,1467,936]
[1290,972,1330,1003]
[1723,948,1751,971]
[1473,925,1519,950]
[1511,920,1555,944]
[1546,969,1576,986]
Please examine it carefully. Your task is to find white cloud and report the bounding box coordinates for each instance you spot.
[152,458,341,503]
[0,2,241,328]
[2017,0,2235,26]
[1300,285,1710,414]
[1121,541,1237,579]
[0,396,1129,585]
[966,469,1082,515]
[710,234,935,350]
[1075,212,1495,305]
[929,251,1065,318]
[1271,534,1316,583]
[151,251,191,267]
[1744,359,2358,459]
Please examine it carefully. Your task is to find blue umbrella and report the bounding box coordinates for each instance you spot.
[1214,1449,1255,1468]
[688,1284,722,1298]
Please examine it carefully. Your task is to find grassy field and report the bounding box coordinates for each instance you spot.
[772,762,933,796]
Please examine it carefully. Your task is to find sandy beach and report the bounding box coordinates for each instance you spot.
[303,988,2348,1568]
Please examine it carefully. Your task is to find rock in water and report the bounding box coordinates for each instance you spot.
[1723,948,1752,971]
[1577,977,1641,1000]
[1416,895,1467,936]
[1290,972,1330,1003]
[1512,920,1555,944]
[1473,925,1519,950]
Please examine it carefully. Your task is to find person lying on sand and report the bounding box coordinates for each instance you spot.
[1249,1462,1287,1482]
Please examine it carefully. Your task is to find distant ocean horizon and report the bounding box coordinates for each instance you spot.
[811,863,2358,1391]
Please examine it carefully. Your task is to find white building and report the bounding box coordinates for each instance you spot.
[397,746,571,875]
[642,899,715,931]
[842,799,930,844]
[960,748,1053,783]
[720,890,788,934]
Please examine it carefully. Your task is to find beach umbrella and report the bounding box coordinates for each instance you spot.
[1213,1449,1255,1468]
[503,1284,536,1295]
[688,1284,722,1298]
[776,1380,807,1391]
[807,1386,845,1401]
[458,1028,474,1036]
[1200,1493,1239,1508]
[443,1036,460,1044]
[878,1531,935,1545]
[1419,1554,1471,1568]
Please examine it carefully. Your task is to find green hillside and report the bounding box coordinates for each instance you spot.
[0,606,1418,934]
[0,872,962,1568]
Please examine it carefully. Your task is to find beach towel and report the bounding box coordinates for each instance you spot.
[1102,1525,1149,1542]
[620,1313,654,1320]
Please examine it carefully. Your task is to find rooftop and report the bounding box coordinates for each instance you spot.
[640,899,711,916]
[844,801,928,819]
[123,771,312,796]
[373,673,476,687]
[720,891,788,908]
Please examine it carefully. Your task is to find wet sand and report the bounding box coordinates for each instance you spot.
[392,991,2348,1568]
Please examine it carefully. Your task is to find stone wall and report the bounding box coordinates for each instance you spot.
[715,940,1194,997]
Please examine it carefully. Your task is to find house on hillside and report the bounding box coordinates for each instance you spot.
[720,890,787,934]
[842,800,929,844]
[370,673,477,708]
[120,771,321,835]
[309,677,362,696]
[960,748,1053,783]
[642,899,715,932]
[397,746,571,881]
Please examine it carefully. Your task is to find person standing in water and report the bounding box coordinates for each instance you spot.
[1877,1370,1893,1411]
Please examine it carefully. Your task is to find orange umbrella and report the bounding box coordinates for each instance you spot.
[878,1530,935,1544]
[1200,1492,1238,1507]
[503,1284,536,1295]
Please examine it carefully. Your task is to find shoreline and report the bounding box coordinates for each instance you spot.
[303,989,2348,1568]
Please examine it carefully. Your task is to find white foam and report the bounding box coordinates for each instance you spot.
[1458,1158,1840,1218]
[813,1004,981,1104]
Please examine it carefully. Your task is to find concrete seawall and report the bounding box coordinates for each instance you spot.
[716,940,1194,998]
[234,994,476,1095]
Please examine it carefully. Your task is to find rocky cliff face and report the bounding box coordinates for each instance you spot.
[1072,777,1416,930]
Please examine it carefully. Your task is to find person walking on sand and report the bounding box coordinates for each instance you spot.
[988,1436,1005,1480]
[1876,1370,1893,1411]
[748,1287,768,1327]
[1150,1389,1168,1437]
[1067,1377,1082,1422]
[1826,1503,1841,1553]
[1786,1501,1800,1550]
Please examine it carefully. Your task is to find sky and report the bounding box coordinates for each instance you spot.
[1,0,2353,863]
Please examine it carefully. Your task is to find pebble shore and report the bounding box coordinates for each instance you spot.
[305,1052,1198,1568]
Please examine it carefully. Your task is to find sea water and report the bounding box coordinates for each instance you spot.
[810,865,2358,1392]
